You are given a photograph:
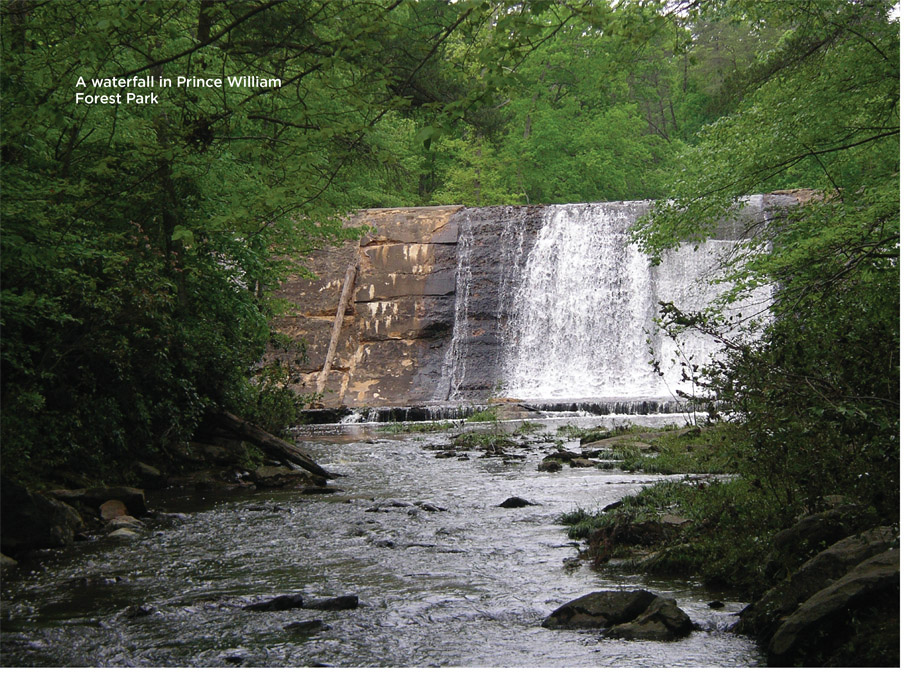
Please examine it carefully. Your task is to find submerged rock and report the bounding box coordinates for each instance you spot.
[284,619,329,636]
[498,497,536,508]
[306,594,359,611]
[244,594,359,612]
[244,594,307,611]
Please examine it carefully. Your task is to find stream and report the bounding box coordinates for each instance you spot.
[0,415,765,667]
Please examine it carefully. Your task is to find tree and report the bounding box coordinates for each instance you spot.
[633,0,899,518]
[0,0,583,482]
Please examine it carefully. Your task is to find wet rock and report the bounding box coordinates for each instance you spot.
[542,589,656,629]
[606,596,694,640]
[107,515,145,529]
[106,528,140,540]
[243,594,358,612]
[122,604,157,619]
[48,486,148,516]
[543,450,580,463]
[418,502,447,512]
[100,499,128,521]
[766,549,899,666]
[251,466,313,489]
[498,497,536,508]
[708,600,725,609]
[538,459,562,472]
[568,457,597,468]
[133,461,167,488]
[0,553,18,567]
[300,486,341,495]
[244,594,308,611]
[306,594,359,611]
[284,619,329,636]
[222,648,249,664]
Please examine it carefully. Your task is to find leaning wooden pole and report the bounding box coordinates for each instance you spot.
[317,262,358,394]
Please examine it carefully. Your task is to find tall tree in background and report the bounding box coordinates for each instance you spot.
[633,0,899,518]
[0,0,589,481]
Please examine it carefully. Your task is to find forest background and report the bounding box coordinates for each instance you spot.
[0,0,898,531]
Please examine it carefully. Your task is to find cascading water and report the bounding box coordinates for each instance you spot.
[438,201,770,403]
[502,203,658,399]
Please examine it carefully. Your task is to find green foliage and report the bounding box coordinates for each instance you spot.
[515,421,544,435]
[451,430,515,453]
[631,0,899,520]
[466,407,499,423]
[378,420,456,434]
[0,0,572,484]
[565,477,794,596]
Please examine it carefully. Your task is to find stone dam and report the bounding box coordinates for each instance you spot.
[271,195,804,414]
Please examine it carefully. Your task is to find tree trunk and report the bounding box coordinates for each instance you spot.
[207,411,334,479]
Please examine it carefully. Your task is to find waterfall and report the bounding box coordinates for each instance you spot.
[502,203,661,399]
[435,201,769,403]
[434,212,475,401]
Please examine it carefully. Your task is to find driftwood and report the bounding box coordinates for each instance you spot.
[207,411,334,479]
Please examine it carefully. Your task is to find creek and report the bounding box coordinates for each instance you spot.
[0,415,764,667]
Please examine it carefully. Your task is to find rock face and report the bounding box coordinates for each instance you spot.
[736,525,898,641]
[271,196,802,408]
[542,589,693,640]
[767,549,899,666]
[735,522,899,667]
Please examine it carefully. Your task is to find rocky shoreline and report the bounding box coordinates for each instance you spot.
[0,413,334,565]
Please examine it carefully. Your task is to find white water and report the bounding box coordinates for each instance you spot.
[503,202,768,400]
[434,201,770,403]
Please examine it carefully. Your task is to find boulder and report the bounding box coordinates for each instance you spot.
[538,460,562,473]
[736,525,898,640]
[48,486,148,516]
[106,528,141,540]
[542,589,656,629]
[606,596,694,641]
[770,504,868,572]
[498,497,536,508]
[100,499,128,520]
[0,553,18,567]
[1,480,85,553]
[133,461,167,488]
[766,548,899,666]
[284,619,329,636]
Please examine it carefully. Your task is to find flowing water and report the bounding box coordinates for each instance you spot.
[438,201,771,403]
[0,416,764,667]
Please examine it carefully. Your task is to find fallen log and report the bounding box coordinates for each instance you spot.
[206,411,335,479]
